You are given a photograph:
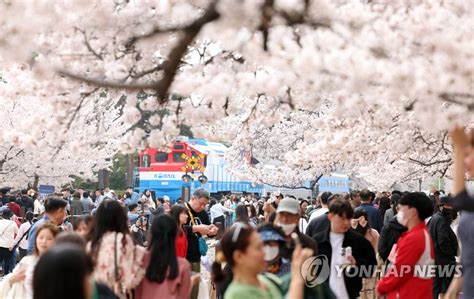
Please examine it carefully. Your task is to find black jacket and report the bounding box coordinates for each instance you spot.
[314,227,377,299]
[183,203,211,263]
[427,212,458,265]
[378,215,407,262]
[18,195,34,212]
[306,213,330,240]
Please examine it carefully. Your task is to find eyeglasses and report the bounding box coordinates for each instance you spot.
[232,222,249,243]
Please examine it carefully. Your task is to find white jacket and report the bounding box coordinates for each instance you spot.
[0,219,18,248]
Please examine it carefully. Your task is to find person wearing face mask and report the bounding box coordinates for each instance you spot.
[274,198,318,260]
[377,192,435,299]
[427,196,459,299]
[257,224,290,277]
[378,203,407,265]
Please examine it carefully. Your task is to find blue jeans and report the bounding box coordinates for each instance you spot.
[9,248,17,270]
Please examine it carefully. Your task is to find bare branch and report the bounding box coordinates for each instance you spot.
[439,92,474,111]
[74,27,103,60]
[57,69,157,90]
[408,157,451,167]
[131,64,164,79]
[58,2,220,104]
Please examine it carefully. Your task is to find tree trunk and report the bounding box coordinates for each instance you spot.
[33,173,39,190]
[125,154,134,187]
[98,169,109,189]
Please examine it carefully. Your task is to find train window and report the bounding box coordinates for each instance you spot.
[174,144,184,150]
[155,152,168,162]
[173,152,187,162]
[141,154,151,167]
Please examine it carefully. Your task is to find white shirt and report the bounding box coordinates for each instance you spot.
[299,217,308,233]
[96,195,105,205]
[309,207,329,222]
[0,219,19,248]
[34,199,44,215]
[210,203,233,222]
[13,221,32,250]
[329,232,349,299]
[140,195,156,210]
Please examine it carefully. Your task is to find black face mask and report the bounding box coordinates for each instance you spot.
[451,209,458,221]
[441,208,454,221]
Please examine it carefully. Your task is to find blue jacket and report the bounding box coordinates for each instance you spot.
[27,214,50,254]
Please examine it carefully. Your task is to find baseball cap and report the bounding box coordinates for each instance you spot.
[276,198,300,215]
[259,229,286,242]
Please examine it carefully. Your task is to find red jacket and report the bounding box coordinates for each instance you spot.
[377,222,434,299]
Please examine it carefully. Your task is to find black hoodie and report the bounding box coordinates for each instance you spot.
[377,215,407,262]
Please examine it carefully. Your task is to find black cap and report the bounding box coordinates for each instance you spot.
[399,192,433,220]
[438,196,452,206]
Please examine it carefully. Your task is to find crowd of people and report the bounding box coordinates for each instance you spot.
[0,128,472,299]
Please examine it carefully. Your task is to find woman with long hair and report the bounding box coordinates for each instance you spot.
[33,244,94,299]
[135,214,192,299]
[352,209,380,299]
[233,204,249,226]
[378,197,391,223]
[212,224,312,299]
[88,200,146,298]
[0,222,59,298]
[169,204,189,258]
[351,209,380,250]
[73,215,94,241]
[247,204,258,227]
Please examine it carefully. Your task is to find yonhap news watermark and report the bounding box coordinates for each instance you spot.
[301,255,462,287]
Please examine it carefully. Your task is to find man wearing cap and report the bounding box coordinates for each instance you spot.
[0,208,18,274]
[427,196,459,299]
[274,198,318,260]
[183,188,218,299]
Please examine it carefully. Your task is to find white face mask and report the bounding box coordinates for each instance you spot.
[396,210,408,226]
[263,245,280,261]
[278,223,296,236]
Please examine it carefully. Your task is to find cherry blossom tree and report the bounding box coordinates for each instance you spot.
[1,0,473,188]
[0,66,126,187]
